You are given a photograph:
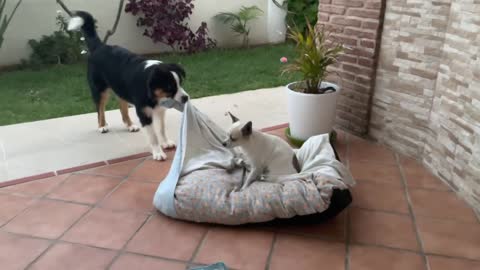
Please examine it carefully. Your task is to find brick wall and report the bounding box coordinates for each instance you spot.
[317,0,385,135]
[370,0,480,210]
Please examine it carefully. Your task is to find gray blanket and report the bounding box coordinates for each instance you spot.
[153,102,354,224]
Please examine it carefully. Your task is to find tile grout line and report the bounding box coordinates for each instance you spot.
[105,214,154,270]
[345,208,351,270]
[345,132,351,270]
[20,158,149,269]
[355,177,453,193]
[10,225,480,264]
[264,232,278,270]
[0,173,77,230]
[3,229,202,266]
[395,153,430,270]
[187,227,211,268]
[87,156,154,269]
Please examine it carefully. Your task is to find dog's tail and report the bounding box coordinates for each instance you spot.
[67,11,102,52]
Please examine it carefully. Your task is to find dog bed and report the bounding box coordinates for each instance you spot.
[153,102,354,225]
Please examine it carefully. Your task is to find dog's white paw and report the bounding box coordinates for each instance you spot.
[152,149,167,161]
[127,125,140,132]
[161,140,176,149]
[98,125,109,133]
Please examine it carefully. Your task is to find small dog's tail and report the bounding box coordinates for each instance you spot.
[67,11,102,52]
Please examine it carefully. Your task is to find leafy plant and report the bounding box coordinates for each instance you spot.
[24,12,86,67]
[125,0,216,53]
[0,0,23,49]
[282,20,343,94]
[272,0,318,34]
[214,5,263,48]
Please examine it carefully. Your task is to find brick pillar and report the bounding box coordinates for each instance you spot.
[317,0,385,135]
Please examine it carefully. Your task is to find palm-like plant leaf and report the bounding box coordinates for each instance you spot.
[214,12,241,25]
[238,6,263,21]
[282,20,344,93]
[214,5,263,47]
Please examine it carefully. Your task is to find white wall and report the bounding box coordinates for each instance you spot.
[0,0,286,66]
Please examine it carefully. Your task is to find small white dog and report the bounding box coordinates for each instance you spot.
[222,112,301,189]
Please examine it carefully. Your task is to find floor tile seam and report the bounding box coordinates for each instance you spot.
[105,214,153,269]
[188,227,211,265]
[395,153,429,270]
[71,171,126,179]
[355,178,452,193]
[0,173,80,229]
[264,232,278,270]
[23,200,96,269]
[92,157,149,208]
[11,158,151,268]
[345,207,352,270]
[266,230,346,244]
[1,229,202,263]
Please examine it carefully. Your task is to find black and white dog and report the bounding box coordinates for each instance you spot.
[67,11,189,161]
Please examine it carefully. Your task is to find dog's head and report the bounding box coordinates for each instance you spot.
[147,63,189,105]
[222,112,253,148]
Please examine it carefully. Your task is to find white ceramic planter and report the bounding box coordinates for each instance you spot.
[286,81,340,140]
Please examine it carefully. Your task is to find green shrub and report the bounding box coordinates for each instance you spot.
[24,12,86,68]
[272,0,319,34]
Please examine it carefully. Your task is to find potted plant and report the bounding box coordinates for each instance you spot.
[281,20,343,143]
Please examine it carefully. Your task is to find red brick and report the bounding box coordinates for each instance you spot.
[360,39,376,48]
[342,63,372,76]
[330,16,362,27]
[362,20,380,30]
[321,23,345,33]
[319,0,332,3]
[347,8,381,19]
[343,81,369,92]
[345,27,377,39]
[355,75,372,86]
[338,54,358,64]
[318,12,330,22]
[332,0,364,7]
[365,0,382,9]
[358,57,374,68]
[319,4,346,15]
[335,71,357,81]
[331,34,358,46]
[345,47,375,58]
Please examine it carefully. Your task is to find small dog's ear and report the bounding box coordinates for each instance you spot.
[165,63,186,83]
[241,121,253,136]
[228,112,239,123]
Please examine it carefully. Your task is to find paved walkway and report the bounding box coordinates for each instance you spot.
[0,87,288,183]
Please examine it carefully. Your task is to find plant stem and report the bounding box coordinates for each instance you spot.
[56,0,72,16]
[103,0,124,43]
[5,0,22,27]
[0,0,23,49]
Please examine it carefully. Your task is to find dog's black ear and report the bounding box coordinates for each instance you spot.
[146,67,157,99]
[165,63,186,83]
[146,66,166,99]
[241,121,253,137]
[228,112,239,123]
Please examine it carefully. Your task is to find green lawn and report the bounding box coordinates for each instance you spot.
[0,43,299,126]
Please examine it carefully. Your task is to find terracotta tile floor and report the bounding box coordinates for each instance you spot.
[0,127,479,270]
